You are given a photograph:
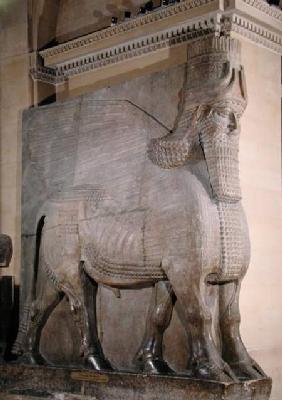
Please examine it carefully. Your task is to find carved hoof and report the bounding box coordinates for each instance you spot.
[86,354,114,371]
[230,360,268,381]
[138,357,175,375]
[193,362,239,383]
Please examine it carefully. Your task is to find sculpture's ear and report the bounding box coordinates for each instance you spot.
[195,105,205,121]
[195,105,212,121]
[216,61,233,91]
[239,66,248,103]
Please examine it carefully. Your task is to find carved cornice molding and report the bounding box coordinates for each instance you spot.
[31,15,220,84]
[56,19,217,78]
[30,65,66,84]
[39,0,218,61]
[241,0,282,21]
[31,0,282,86]
[222,14,282,53]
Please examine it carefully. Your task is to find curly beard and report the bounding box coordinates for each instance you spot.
[199,115,241,202]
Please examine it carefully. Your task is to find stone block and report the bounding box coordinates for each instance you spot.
[0,364,272,400]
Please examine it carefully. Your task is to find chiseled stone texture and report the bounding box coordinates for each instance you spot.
[0,364,272,400]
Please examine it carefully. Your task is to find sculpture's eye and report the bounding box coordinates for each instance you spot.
[213,106,230,119]
[227,112,238,132]
[220,108,231,117]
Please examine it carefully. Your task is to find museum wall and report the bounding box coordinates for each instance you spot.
[0,1,281,399]
[239,39,282,400]
[0,0,31,283]
[56,0,151,43]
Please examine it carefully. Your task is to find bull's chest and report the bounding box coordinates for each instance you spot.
[215,201,250,282]
[79,209,167,283]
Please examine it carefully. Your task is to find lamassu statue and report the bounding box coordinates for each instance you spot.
[14,36,267,382]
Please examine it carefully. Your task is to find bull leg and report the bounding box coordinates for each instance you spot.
[133,281,175,374]
[163,257,238,382]
[219,280,267,380]
[79,265,113,371]
[21,283,63,365]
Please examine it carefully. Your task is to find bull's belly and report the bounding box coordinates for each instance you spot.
[79,203,249,286]
[79,212,166,287]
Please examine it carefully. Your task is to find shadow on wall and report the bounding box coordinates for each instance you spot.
[0,280,19,362]
[55,0,160,43]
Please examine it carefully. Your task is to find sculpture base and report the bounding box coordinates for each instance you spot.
[0,363,272,400]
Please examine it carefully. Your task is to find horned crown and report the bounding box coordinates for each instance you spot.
[186,36,242,89]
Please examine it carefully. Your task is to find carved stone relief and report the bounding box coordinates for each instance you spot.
[19,63,188,370]
[14,35,269,386]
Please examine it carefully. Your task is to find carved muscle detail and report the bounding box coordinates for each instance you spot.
[39,191,166,285]
[81,214,166,282]
[83,244,165,282]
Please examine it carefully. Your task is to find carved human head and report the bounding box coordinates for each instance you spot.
[148,36,247,201]
[186,35,247,134]
[148,36,247,172]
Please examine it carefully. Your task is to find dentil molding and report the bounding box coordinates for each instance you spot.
[30,0,282,85]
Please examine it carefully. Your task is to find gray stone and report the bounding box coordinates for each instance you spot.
[14,36,269,391]
[0,364,272,400]
[19,63,187,370]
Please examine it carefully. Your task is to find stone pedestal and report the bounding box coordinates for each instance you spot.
[0,364,272,400]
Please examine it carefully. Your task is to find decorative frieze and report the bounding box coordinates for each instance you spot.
[242,0,282,21]
[222,13,282,54]
[30,65,67,84]
[39,0,218,61]
[56,18,217,77]
[31,0,282,86]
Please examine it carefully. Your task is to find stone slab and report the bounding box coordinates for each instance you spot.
[0,364,272,400]
[21,67,191,370]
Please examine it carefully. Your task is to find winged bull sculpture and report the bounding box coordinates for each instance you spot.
[13,36,267,382]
